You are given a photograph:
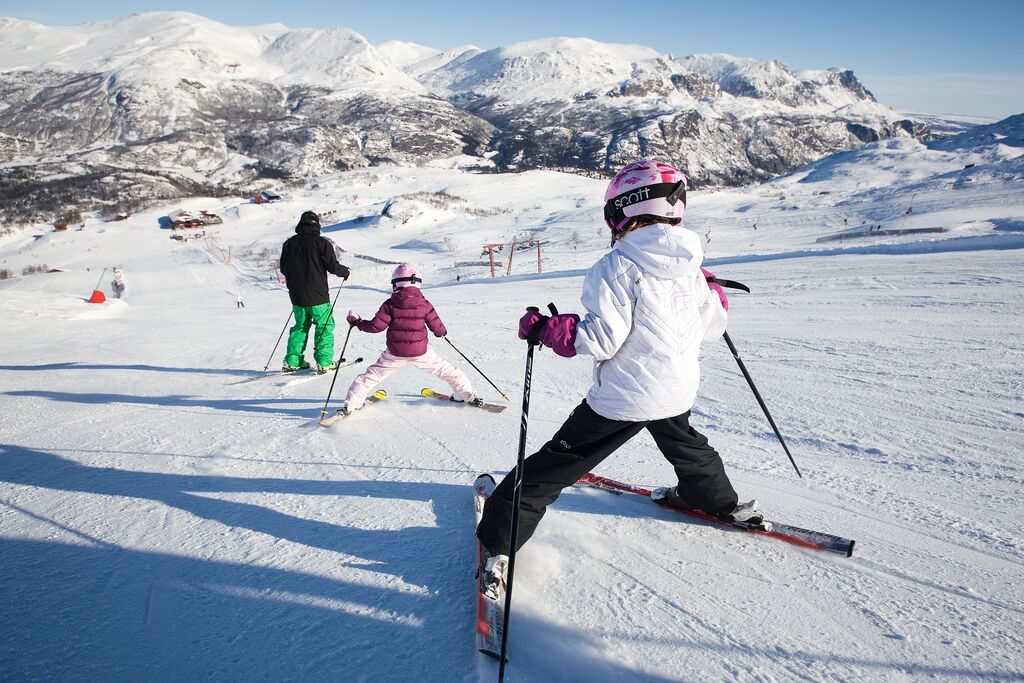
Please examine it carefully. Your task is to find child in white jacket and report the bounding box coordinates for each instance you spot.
[477,160,761,568]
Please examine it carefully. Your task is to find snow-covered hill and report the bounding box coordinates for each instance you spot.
[1,101,1022,680]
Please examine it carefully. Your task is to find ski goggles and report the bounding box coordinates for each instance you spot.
[391,275,423,285]
[603,180,687,229]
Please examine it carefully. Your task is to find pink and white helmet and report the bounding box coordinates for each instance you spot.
[391,263,422,289]
[603,160,688,235]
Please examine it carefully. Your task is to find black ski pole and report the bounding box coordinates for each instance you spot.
[498,304,552,681]
[325,278,347,320]
[317,282,352,417]
[444,337,509,400]
[703,274,799,476]
[93,268,107,293]
[320,323,355,418]
[722,330,803,478]
[263,311,293,371]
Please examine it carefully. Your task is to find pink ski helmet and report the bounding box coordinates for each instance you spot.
[603,160,688,235]
[391,263,422,289]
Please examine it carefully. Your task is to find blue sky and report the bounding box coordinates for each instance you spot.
[2,0,1022,118]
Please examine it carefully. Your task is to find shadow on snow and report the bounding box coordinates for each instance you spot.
[1,447,1018,680]
[0,362,258,377]
[0,444,472,679]
[6,389,321,419]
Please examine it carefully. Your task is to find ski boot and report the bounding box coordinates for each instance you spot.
[482,554,509,602]
[282,359,311,372]
[652,487,768,530]
[725,500,762,523]
[468,396,485,408]
[724,500,768,529]
[317,361,338,375]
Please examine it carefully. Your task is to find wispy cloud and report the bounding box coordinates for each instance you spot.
[859,72,1024,118]
[861,72,1024,97]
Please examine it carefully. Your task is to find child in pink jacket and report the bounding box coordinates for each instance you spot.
[340,264,481,414]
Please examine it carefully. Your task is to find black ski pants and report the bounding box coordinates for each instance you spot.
[477,400,739,557]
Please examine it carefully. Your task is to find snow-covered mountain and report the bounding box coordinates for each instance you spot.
[930,112,1024,152]
[0,13,494,223]
[375,40,443,70]
[396,45,483,80]
[416,37,663,101]
[416,38,921,184]
[670,112,1023,258]
[2,12,928,224]
[681,53,877,108]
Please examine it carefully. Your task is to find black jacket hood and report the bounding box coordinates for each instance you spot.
[295,211,321,234]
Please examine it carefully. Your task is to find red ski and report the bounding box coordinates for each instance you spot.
[472,473,505,658]
[576,473,855,557]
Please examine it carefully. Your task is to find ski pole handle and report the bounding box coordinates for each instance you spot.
[524,307,546,346]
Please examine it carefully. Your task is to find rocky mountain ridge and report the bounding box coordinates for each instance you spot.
[0,12,928,222]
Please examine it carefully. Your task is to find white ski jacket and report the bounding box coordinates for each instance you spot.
[573,224,727,421]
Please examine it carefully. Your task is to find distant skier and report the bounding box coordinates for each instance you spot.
[338,264,482,415]
[476,160,763,588]
[236,293,245,309]
[279,211,352,373]
[110,267,126,299]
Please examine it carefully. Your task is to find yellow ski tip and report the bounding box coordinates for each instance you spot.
[420,388,435,398]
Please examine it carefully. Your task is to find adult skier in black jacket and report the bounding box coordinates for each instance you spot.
[279,211,352,372]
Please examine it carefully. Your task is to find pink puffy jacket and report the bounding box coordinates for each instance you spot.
[357,286,447,357]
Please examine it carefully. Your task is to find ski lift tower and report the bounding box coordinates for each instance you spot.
[505,240,543,276]
[481,243,504,278]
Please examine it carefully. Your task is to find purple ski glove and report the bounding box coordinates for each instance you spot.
[346,310,361,326]
[539,313,581,357]
[518,309,549,341]
[701,267,729,311]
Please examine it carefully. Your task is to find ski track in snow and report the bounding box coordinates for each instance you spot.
[1,165,1023,681]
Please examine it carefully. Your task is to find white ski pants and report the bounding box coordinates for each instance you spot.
[344,348,474,409]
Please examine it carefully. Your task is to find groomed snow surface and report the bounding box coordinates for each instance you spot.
[1,155,1022,680]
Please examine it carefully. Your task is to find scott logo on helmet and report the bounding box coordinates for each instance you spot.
[613,186,651,210]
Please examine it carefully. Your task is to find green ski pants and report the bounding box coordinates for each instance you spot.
[285,302,336,368]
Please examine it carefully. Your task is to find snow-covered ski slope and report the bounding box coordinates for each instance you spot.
[1,121,1022,680]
